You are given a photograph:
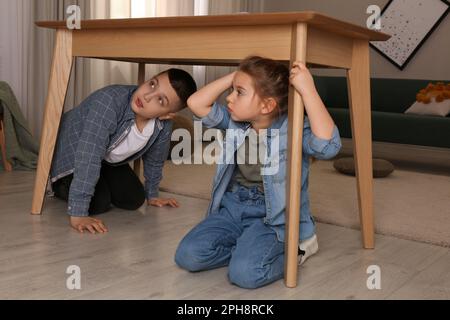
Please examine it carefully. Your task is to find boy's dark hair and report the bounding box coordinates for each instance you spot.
[160,68,197,110]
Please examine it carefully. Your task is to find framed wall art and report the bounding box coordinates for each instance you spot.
[370,0,450,70]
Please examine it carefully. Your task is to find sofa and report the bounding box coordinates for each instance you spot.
[313,76,450,149]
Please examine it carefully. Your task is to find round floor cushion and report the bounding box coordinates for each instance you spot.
[333,157,394,178]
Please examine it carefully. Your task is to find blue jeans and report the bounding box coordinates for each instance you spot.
[175,184,285,289]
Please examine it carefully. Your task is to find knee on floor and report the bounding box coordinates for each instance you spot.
[228,257,265,289]
[113,191,145,211]
[174,239,214,272]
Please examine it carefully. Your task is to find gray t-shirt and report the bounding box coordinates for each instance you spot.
[233,133,266,191]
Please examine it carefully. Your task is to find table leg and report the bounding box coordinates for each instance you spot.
[346,39,375,248]
[31,30,73,215]
[133,63,146,180]
[285,22,307,288]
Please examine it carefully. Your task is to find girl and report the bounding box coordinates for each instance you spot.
[50,68,197,234]
[175,56,341,289]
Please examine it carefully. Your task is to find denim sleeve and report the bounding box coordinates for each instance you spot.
[141,121,172,199]
[192,102,230,130]
[302,117,342,160]
[68,97,118,217]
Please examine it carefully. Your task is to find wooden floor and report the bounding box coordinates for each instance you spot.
[0,170,449,299]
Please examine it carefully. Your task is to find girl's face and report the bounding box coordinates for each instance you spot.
[131,72,180,120]
[226,71,265,122]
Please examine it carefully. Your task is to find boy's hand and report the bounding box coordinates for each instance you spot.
[289,61,317,97]
[148,197,180,208]
[70,216,108,234]
[159,112,177,121]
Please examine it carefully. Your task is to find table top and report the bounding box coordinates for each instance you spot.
[36,11,390,41]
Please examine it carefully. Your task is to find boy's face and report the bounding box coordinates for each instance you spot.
[131,72,181,120]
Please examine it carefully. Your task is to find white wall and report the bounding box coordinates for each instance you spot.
[262,0,450,80]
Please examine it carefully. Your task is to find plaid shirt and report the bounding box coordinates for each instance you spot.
[50,85,172,217]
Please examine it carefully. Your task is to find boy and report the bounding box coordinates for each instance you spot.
[50,68,197,234]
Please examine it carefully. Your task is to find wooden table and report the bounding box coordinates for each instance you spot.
[34,12,390,288]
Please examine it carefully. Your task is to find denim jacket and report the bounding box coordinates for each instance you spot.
[197,102,342,242]
[50,85,172,217]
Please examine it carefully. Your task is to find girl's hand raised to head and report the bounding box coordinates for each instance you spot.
[289,61,317,98]
[148,197,180,208]
[187,71,237,118]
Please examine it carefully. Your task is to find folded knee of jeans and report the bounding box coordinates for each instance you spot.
[174,240,219,272]
[175,242,202,272]
[228,258,265,289]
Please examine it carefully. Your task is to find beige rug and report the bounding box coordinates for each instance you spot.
[160,160,450,247]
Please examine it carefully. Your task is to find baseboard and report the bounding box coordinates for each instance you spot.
[339,138,450,175]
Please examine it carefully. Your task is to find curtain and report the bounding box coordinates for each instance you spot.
[0,0,91,140]
[89,0,196,93]
[206,0,264,103]
[0,0,30,126]
[0,0,264,139]
[89,0,264,92]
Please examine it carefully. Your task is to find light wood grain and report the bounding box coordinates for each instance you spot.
[285,22,307,288]
[306,27,353,69]
[36,11,389,41]
[1,170,448,299]
[31,30,73,215]
[387,251,450,299]
[72,25,358,69]
[347,40,375,248]
[72,25,292,62]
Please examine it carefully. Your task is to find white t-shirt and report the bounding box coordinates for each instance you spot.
[104,119,155,163]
